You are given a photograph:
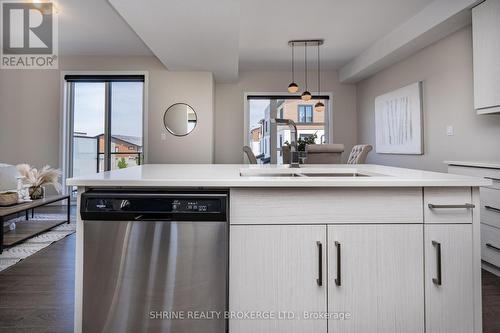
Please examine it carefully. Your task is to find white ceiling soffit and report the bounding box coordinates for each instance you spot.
[108,0,240,82]
[339,0,482,83]
[58,0,152,56]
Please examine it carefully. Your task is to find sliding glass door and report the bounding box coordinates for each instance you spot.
[71,82,106,176]
[109,81,144,170]
[247,95,330,164]
[66,75,145,185]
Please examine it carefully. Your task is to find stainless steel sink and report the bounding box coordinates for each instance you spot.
[239,168,374,178]
[244,173,305,177]
[300,172,369,177]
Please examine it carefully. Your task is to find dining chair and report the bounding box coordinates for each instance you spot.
[305,144,345,164]
[347,144,373,164]
[243,146,258,164]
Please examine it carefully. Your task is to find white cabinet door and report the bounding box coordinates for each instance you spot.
[473,0,500,114]
[425,224,474,333]
[328,225,424,333]
[230,225,327,333]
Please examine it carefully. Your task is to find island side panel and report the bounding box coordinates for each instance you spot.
[74,186,86,333]
[230,187,424,224]
[472,187,483,333]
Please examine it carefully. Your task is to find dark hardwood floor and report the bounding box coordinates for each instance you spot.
[1,220,500,332]
[483,269,500,333]
[0,233,75,332]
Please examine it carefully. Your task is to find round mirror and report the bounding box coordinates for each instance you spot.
[163,103,197,136]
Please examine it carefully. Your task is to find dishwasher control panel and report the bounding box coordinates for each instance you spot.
[171,199,216,212]
[85,198,222,213]
[80,190,228,221]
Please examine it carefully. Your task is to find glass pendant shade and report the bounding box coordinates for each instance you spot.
[288,82,299,93]
[301,91,312,101]
[314,101,325,112]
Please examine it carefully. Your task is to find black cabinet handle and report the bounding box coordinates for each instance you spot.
[432,241,442,286]
[485,205,500,213]
[335,241,341,286]
[485,176,500,182]
[428,203,475,209]
[316,241,323,286]
[486,243,500,252]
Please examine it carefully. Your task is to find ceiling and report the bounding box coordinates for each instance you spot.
[57,0,468,81]
[57,0,152,56]
[108,0,239,81]
[238,0,434,71]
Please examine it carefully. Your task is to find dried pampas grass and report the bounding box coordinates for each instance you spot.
[16,164,62,193]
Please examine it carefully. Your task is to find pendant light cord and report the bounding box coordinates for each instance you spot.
[291,42,295,82]
[317,43,320,95]
[304,42,308,91]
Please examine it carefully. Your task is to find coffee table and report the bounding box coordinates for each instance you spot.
[0,195,70,254]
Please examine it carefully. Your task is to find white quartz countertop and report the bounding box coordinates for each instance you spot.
[66,164,490,188]
[445,160,500,169]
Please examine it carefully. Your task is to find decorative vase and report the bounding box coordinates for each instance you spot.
[29,186,44,200]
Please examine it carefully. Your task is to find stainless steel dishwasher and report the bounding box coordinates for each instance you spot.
[80,190,228,333]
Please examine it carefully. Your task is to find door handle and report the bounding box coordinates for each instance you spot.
[316,241,323,286]
[335,241,341,286]
[432,241,442,286]
[485,176,500,182]
[428,203,475,209]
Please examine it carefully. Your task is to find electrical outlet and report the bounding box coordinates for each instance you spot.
[446,125,454,136]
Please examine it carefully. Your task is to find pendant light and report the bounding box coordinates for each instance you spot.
[314,43,325,112]
[287,42,299,93]
[301,42,312,101]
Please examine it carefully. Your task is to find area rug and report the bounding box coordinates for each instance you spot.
[0,214,76,272]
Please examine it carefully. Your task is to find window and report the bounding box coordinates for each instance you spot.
[247,95,329,164]
[298,105,313,123]
[66,75,144,182]
[300,134,314,140]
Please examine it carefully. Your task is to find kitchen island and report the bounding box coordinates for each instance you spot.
[67,164,490,333]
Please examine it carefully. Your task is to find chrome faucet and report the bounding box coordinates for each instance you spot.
[272,118,300,168]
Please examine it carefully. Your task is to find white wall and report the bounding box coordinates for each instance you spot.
[215,71,357,163]
[0,67,60,167]
[0,56,214,169]
[0,57,358,169]
[146,70,214,164]
[357,26,500,172]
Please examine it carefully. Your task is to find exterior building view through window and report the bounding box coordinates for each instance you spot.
[248,96,328,164]
[66,76,144,199]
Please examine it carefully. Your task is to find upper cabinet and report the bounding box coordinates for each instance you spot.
[473,0,500,114]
